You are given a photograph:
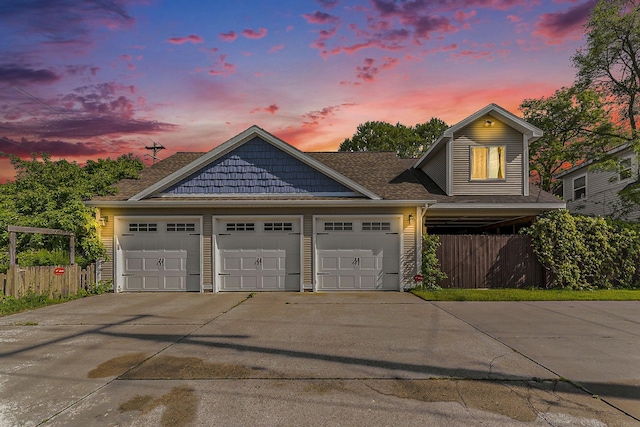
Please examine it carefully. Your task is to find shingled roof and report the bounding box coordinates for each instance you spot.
[92,150,561,205]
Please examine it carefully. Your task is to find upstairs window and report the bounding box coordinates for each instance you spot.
[471,146,505,180]
[620,157,632,180]
[573,175,586,200]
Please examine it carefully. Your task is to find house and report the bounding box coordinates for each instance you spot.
[87,104,564,293]
[555,143,639,221]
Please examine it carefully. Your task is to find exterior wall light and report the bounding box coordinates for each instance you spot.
[485,120,493,127]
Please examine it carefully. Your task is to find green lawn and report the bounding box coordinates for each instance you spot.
[411,288,640,301]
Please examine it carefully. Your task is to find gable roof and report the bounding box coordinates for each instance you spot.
[414,103,543,169]
[129,125,381,201]
[555,142,635,179]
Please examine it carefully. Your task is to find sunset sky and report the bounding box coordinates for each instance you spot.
[0,0,596,182]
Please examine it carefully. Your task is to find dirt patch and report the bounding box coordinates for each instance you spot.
[370,379,538,422]
[121,355,266,379]
[87,353,148,378]
[119,385,198,427]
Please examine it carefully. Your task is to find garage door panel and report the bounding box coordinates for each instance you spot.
[316,218,399,291]
[217,219,300,292]
[125,258,143,271]
[118,219,201,292]
[143,276,160,290]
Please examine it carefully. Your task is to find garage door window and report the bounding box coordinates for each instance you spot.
[129,223,157,232]
[362,222,391,231]
[264,222,293,231]
[167,223,195,232]
[324,222,353,231]
[227,223,255,232]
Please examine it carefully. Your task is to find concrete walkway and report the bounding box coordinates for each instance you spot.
[0,292,637,426]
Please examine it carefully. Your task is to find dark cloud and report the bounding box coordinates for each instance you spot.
[0,65,59,85]
[303,11,341,25]
[0,136,108,157]
[1,81,176,139]
[317,0,338,9]
[0,0,134,45]
[3,116,175,139]
[534,0,596,43]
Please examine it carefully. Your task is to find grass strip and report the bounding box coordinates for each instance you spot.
[411,288,640,301]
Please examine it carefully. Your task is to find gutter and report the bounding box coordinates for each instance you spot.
[86,199,439,208]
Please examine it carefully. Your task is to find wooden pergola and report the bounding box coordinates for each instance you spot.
[8,226,75,267]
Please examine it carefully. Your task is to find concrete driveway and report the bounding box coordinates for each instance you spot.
[0,292,638,426]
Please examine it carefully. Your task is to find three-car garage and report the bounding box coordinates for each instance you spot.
[114,215,404,292]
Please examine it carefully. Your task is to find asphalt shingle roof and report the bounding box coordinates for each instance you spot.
[92,150,561,204]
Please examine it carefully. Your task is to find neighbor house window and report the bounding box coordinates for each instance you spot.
[573,175,586,200]
[471,146,505,180]
[620,157,632,180]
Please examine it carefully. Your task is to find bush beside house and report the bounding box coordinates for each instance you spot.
[522,210,640,289]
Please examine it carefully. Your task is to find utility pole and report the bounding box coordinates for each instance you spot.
[144,139,165,164]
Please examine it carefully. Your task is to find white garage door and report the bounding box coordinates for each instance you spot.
[316,218,400,291]
[117,220,201,292]
[216,219,301,291]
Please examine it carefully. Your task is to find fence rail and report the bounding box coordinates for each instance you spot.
[435,235,547,289]
[1,264,96,298]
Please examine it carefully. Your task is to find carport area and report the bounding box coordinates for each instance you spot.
[0,293,638,426]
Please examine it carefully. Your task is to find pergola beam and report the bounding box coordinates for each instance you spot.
[8,226,75,267]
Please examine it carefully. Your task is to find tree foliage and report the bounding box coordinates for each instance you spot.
[523,210,640,289]
[520,86,620,192]
[573,0,640,138]
[0,154,144,270]
[339,118,448,158]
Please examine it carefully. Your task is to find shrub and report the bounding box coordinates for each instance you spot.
[522,210,640,289]
[418,234,447,290]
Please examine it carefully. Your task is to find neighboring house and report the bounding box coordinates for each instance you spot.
[555,143,640,221]
[87,104,564,293]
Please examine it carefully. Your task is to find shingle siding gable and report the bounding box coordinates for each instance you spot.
[164,137,354,195]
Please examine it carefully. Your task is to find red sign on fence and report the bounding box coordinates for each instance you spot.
[54,267,65,276]
[413,274,424,283]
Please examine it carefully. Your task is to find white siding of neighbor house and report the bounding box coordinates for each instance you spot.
[562,150,640,220]
[452,115,524,196]
[422,143,447,193]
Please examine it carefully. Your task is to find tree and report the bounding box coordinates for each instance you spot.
[0,154,144,270]
[573,0,640,139]
[520,86,619,192]
[339,118,448,158]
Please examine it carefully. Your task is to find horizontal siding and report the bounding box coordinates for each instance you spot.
[452,115,523,196]
[422,144,447,193]
[203,216,212,287]
[562,157,640,220]
[100,206,418,291]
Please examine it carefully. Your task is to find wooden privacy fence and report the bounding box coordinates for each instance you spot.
[1,264,96,298]
[435,235,547,289]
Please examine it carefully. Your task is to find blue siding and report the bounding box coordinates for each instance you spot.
[165,137,353,195]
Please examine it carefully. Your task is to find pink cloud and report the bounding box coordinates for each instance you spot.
[119,54,133,61]
[507,14,522,23]
[454,10,477,24]
[242,28,268,39]
[219,31,237,42]
[302,104,354,125]
[250,104,279,114]
[209,54,236,76]
[167,34,204,45]
[533,0,596,44]
[268,44,285,54]
[302,11,340,25]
